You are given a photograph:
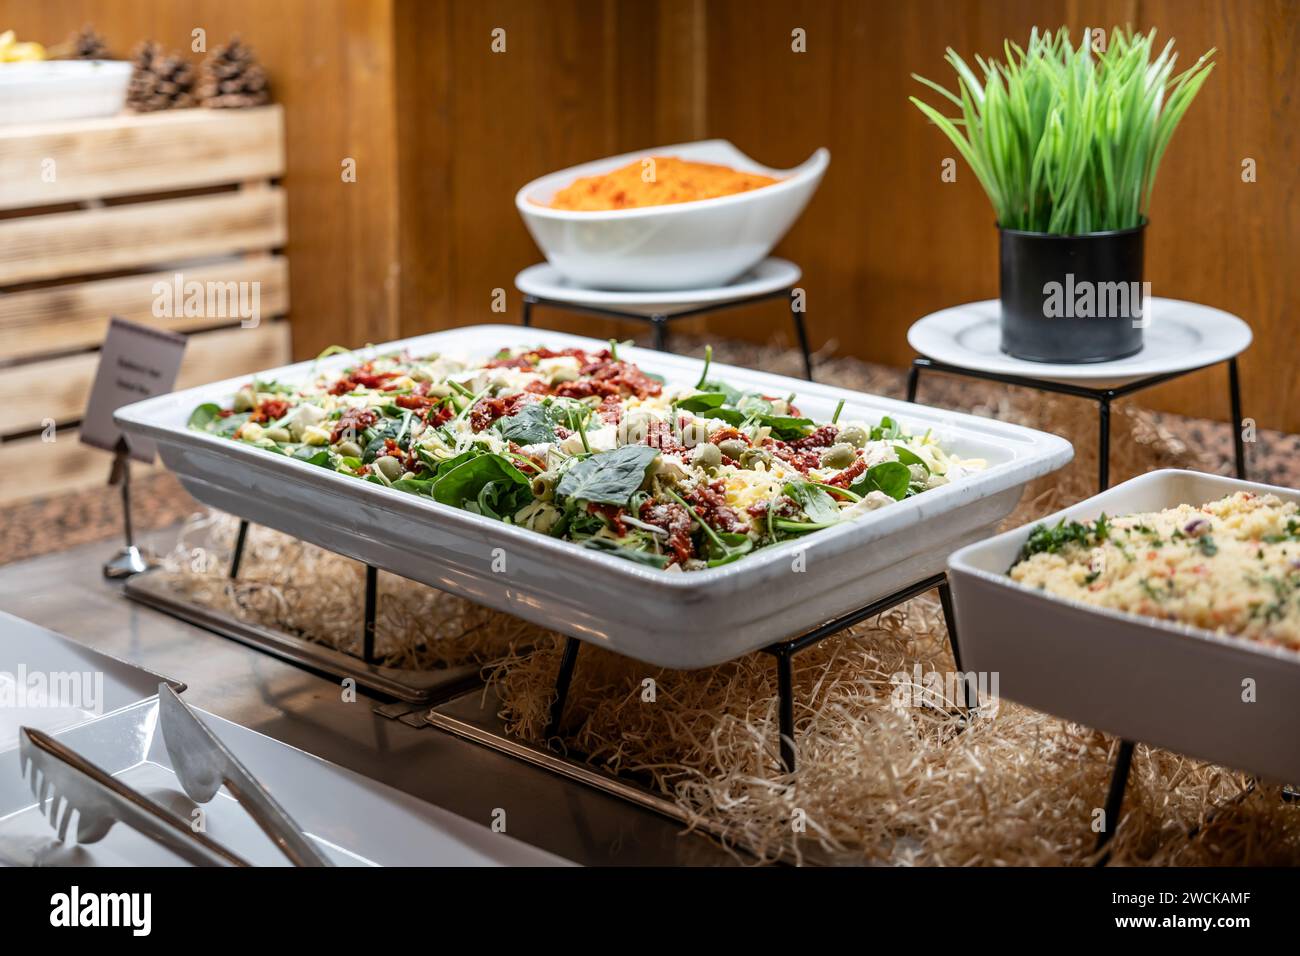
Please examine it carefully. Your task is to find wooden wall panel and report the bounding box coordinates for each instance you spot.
[4,0,1296,432]
[0,0,400,360]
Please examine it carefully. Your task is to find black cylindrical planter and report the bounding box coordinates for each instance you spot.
[999,221,1147,363]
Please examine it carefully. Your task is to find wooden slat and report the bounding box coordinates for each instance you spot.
[0,427,163,505]
[0,188,286,286]
[0,256,289,362]
[0,106,285,211]
[0,320,291,437]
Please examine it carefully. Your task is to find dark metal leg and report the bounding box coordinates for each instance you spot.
[521,296,534,328]
[1229,357,1246,480]
[545,637,582,739]
[775,651,796,772]
[229,519,250,579]
[906,363,921,404]
[790,294,813,381]
[651,314,668,352]
[362,564,378,665]
[1095,738,1135,859]
[937,577,977,710]
[1098,395,1112,491]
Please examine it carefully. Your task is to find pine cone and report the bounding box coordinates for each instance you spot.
[198,36,270,109]
[126,42,196,112]
[70,25,110,60]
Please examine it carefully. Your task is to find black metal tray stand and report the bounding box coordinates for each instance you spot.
[909,352,1250,859]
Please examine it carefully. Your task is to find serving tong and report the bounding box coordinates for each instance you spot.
[18,683,332,866]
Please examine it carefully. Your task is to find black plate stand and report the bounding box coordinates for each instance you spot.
[544,571,973,773]
[522,287,814,381]
[909,352,1249,860]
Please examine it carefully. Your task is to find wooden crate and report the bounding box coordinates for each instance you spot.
[0,106,291,505]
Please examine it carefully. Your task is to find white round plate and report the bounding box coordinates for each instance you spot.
[907,298,1252,387]
[515,257,801,316]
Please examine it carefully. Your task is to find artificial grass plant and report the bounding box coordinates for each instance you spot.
[911,27,1214,235]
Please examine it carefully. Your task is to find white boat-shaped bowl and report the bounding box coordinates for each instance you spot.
[116,325,1071,669]
[949,469,1300,782]
[515,140,829,291]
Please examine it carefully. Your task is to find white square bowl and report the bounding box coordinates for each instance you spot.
[116,325,1072,669]
[948,469,1300,782]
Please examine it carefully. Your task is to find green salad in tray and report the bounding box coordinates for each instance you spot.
[189,343,985,571]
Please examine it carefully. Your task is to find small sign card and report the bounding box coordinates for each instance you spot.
[80,317,187,464]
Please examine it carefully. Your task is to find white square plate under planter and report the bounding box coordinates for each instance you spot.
[948,469,1300,783]
[0,698,567,866]
[115,325,1072,670]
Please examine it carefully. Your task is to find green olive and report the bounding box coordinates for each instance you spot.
[264,426,292,443]
[336,439,363,458]
[821,443,856,469]
[374,455,404,481]
[693,442,722,470]
[837,424,868,448]
[718,438,748,460]
[739,448,772,469]
[530,474,556,501]
[233,387,256,413]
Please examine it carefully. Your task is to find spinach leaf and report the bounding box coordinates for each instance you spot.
[676,392,728,414]
[581,537,670,569]
[849,461,911,501]
[498,402,557,445]
[391,477,434,495]
[432,454,531,510]
[762,415,815,440]
[704,531,754,568]
[783,481,842,525]
[699,380,743,405]
[291,447,335,468]
[188,403,222,431]
[870,416,903,441]
[892,445,930,473]
[556,444,660,506]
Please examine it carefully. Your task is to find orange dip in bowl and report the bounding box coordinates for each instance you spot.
[548,156,780,211]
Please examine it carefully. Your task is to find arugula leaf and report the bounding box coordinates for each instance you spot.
[556,444,660,506]
[784,481,842,525]
[849,461,911,501]
[432,454,531,510]
[581,537,670,569]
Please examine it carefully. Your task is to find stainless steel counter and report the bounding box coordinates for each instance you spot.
[0,529,735,866]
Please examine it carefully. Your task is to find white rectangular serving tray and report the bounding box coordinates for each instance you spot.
[0,614,566,866]
[116,324,1072,668]
[948,469,1300,782]
[0,699,567,866]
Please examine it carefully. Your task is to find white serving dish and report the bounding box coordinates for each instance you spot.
[0,613,565,865]
[515,139,829,291]
[908,298,1253,388]
[0,60,131,125]
[116,325,1072,669]
[948,469,1300,782]
[0,700,567,866]
[515,257,801,317]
